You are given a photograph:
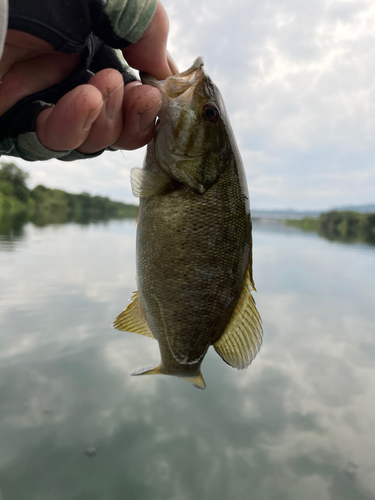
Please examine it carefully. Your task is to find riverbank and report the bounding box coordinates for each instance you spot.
[286,210,375,244]
[0,161,137,233]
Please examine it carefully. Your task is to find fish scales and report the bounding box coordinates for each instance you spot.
[113,57,262,389]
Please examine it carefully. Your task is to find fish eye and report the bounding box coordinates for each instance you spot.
[202,104,220,123]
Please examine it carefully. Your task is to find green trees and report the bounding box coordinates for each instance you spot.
[287,211,375,245]
[318,211,375,244]
[0,161,33,220]
[0,161,30,202]
[0,161,138,232]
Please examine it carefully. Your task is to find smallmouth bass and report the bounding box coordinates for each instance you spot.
[113,57,262,389]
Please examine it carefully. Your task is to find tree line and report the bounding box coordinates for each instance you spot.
[287,211,375,245]
[0,161,138,230]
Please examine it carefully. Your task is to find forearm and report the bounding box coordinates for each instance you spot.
[7,0,156,53]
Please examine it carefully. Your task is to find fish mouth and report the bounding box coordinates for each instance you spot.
[141,57,205,100]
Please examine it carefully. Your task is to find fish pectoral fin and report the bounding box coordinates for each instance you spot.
[184,372,206,390]
[131,168,172,198]
[112,291,155,339]
[213,269,263,370]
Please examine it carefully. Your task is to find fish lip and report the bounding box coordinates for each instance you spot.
[140,57,205,97]
[174,56,204,78]
[141,57,204,86]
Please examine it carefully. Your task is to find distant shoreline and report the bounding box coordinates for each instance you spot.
[285,211,375,245]
[0,161,138,234]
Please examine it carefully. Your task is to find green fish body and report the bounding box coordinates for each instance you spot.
[113,58,262,389]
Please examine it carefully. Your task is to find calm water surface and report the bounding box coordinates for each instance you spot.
[0,219,374,500]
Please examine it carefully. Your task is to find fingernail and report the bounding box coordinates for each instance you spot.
[140,100,162,131]
[83,102,103,130]
[123,81,142,95]
[105,82,124,121]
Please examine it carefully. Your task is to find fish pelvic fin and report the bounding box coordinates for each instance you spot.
[131,168,172,198]
[131,366,206,390]
[112,291,155,339]
[213,268,263,370]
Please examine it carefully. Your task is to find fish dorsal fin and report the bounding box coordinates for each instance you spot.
[213,269,262,369]
[131,168,172,198]
[112,291,155,339]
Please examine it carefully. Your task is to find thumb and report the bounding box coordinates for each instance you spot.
[122,1,177,80]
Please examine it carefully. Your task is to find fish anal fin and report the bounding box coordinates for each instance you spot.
[249,274,257,292]
[248,260,257,291]
[213,268,263,370]
[112,291,155,339]
[131,168,172,198]
[248,236,257,291]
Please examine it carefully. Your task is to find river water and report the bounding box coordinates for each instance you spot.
[0,219,374,500]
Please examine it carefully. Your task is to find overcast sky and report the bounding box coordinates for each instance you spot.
[6,0,375,210]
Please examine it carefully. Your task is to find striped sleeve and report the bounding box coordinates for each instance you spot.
[0,0,8,59]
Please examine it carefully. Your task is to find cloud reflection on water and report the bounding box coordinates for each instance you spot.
[0,220,374,499]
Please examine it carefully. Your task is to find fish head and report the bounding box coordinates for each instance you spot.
[141,57,233,194]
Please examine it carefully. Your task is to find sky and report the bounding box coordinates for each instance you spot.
[5,0,375,210]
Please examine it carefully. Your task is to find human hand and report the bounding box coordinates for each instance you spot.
[0,0,177,154]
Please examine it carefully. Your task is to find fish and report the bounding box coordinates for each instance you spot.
[113,57,262,390]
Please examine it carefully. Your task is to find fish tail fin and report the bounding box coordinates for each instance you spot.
[131,366,206,390]
[184,372,206,390]
[131,365,163,377]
